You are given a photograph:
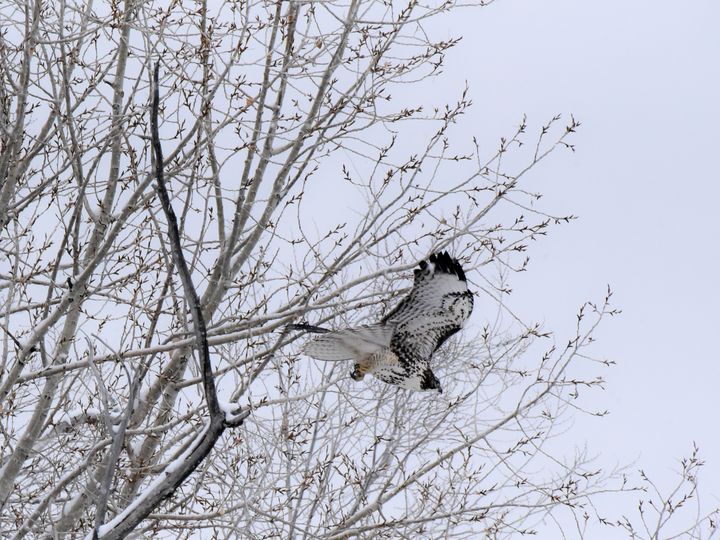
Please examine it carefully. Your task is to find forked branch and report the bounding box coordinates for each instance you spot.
[92,62,249,540]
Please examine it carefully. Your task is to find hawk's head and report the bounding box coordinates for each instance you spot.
[420,368,442,393]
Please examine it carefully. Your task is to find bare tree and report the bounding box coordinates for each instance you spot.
[0,0,714,538]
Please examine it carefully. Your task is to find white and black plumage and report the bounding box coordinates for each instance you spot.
[290,252,473,392]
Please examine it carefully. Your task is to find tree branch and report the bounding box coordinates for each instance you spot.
[92,61,250,540]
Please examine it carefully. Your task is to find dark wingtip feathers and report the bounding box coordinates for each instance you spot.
[425,251,466,281]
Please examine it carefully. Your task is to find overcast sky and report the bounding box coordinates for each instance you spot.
[427,0,720,533]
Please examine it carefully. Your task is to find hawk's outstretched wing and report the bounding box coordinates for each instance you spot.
[374,251,474,389]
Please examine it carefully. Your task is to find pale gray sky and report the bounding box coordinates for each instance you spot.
[436,0,720,533]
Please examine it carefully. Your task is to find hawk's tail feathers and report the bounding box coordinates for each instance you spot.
[292,325,393,362]
[303,334,357,361]
[287,324,353,361]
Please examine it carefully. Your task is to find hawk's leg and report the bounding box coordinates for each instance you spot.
[351,363,365,381]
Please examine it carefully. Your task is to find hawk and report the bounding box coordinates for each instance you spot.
[290,252,473,392]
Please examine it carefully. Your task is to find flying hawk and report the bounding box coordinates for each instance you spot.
[290,252,473,392]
